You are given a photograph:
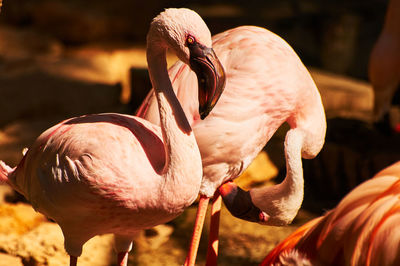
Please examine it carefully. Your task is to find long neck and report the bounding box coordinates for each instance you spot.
[250,129,304,226]
[280,128,305,200]
[146,40,202,205]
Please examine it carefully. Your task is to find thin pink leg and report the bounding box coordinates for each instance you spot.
[70,256,78,266]
[117,252,129,266]
[184,195,210,266]
[206,191,222,266]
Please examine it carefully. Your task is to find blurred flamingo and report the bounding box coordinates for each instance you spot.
[369,0,400,132]
[137,25,326,265]
[0,8,225,266]
[261,161,400,266]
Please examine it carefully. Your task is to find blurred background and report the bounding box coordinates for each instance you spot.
[0,0,399,265]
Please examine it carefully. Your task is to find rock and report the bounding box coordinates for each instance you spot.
[0,185,14,204]
[310,68,373,122]
[139,225,174,250]
[0,26,130,127]
[0,203,115,266]
[40,45,151,103]
[0,203,45,235]
[0,253,23,266]
[0,222,114,266]
[0,25,177,121]
[0,25,62,65]
[48,45,177,103]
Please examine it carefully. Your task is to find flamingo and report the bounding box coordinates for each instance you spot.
[137,25,326,265]
[0,8,225,266]
[369,0,400,132]
[261,161,400,266]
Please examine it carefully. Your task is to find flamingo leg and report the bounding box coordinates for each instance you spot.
[205,191,222,266]
[70,256,78,266]
[184,195,210,266]
[114,235,133,266]
[117,252,129,266]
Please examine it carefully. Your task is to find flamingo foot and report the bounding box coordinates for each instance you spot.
[117,252,129,266]
[184,195,210,266]
[70,256,78,266]
[205,191,222,266]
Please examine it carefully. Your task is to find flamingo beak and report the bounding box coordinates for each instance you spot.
[219,181,269,223]
[189,45,226,120]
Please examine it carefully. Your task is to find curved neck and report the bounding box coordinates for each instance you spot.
[146,44,192,134]
[250,129,304,226]
[281,129,304,195]
[146,39,201,185]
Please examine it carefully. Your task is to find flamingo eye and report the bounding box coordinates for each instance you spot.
[186,35,196,46]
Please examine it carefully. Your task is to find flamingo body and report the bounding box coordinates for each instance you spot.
[9,113,198,255]
[0,8,226,265]
[3,112,200,258]
[261,161,400,266]
[139,25,326,215]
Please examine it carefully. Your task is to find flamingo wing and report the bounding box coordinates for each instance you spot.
[261,162,400,266]
[10,114,166,221]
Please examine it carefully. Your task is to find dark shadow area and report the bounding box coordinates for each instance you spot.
[128,68,153,114]
[0,0,389,80]
[0,70,122,127]
[301,118,399,213]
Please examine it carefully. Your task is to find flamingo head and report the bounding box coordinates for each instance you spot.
[149,8,226,119]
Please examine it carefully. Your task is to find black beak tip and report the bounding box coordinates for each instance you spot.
[199,108,210,120]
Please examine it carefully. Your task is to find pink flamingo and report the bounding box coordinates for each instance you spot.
[261,161,400,266]
[369,0,400,131]
[137,25,326,265]
[0,8,225,266]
